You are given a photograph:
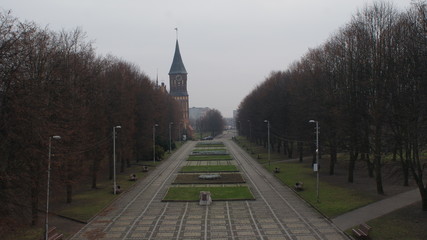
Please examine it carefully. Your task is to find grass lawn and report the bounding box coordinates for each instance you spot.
[180,165,238,172]
[163,186,254,201]
[268,162,375,217]
[4,227,44,240]
[56,163,155,222]
[187,154,232,161]
[235,136,375,218]
[363,202,427,240]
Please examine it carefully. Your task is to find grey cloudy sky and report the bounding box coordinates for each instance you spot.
[3,0,411,117]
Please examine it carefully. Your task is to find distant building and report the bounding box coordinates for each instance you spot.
[168,38,192,136]
[189,107,210,120]
[224,118,234,130]
[233,110,239,128]
[233,109,239,119]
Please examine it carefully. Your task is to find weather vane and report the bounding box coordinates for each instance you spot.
[174,27,178,40]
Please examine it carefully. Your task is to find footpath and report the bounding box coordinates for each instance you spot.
[332,188,421,230]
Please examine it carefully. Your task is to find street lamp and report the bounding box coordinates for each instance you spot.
[309,120,320,203]
[264,120,270,166]
[113,126,121,195]
[169,122,173,153]
[153,124,158,163]
[46,135,61,240]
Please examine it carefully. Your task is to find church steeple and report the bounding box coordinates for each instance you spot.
[168,40,187,75]
[168,32,191,137]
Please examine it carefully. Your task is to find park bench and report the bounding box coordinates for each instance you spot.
[352,223,371,239]
[112,185,122,194]
[47,226,63,240]
[294,182,304,191]
[129,173,137,181]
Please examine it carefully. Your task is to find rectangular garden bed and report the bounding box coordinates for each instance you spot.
[187,154,232,161]
[180,165,238,173]
[173,173,245,184]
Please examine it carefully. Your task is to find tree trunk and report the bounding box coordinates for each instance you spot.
[283,141,288,155]
[298,142,303,162]
[392,142,397,161]
[374,154,384,194]
[401,146,409,186]
[66,161,73,203]
[31,179,39,226]
[66,182,72,203]
[422,189,427,211]
[120,151,125,173]
[109,154,113,180]
[287,141,294,158]
[348,151,358,183]
[91,156,99,189]
[91,166,98,189]
[366,154,374,178]
[329,143,337,175]
[271,138,275,152]
[373,124,384,195]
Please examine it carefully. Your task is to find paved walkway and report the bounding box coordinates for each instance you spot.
[332,188,421,230]
[68,131,423,239]
[70,136,348,239]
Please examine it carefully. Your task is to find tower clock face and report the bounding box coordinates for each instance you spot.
[175,75,182,81]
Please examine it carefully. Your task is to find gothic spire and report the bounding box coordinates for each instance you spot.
[168,39,187,75]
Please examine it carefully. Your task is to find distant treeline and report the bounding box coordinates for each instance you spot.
[194,109,225,138]
[237,2,427,209]
[0,11,181,226]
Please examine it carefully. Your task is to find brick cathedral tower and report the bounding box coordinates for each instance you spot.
[169,38,191,136]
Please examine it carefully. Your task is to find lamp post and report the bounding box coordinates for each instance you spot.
[309,120,320,203]
[264,120,270,166]
[153,124,158,163]
[113,126,121,195]
[169,122,173,153]
[46,135,61,240]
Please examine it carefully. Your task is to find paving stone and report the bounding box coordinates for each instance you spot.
[71,140,348,240]
[261,223,281,229]
[185,225,202,231]
[130,232,145,238]
[183,231,202,237]
[135,225,150,231]
[324,233,348,240]
[236,230,257,236]
[264,230,283,235]
[110,226,127,232]
[296,236,317,240]
[156,232,175,238]
[211,225,228,230]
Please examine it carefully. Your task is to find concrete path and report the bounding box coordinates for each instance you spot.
[70,134,349,239]
[332,188,421,230]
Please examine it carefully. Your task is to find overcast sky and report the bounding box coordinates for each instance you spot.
[3,0,411,117]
